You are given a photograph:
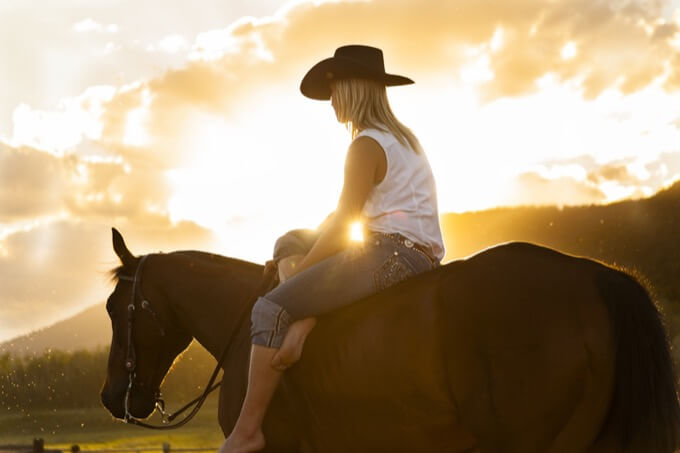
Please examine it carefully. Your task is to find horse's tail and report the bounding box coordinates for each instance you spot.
[595,268,680,452]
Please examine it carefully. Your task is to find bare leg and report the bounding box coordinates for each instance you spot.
[271,317,317,371]
[218,345,282,453]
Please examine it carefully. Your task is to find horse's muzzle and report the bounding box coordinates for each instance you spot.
[101,382,156,419]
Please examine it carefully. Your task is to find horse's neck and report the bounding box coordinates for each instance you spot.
[159,251,264,358]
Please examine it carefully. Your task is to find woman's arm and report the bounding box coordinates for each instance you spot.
[291,136,385,276]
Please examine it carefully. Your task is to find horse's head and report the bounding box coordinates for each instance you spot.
[100,228,192,420]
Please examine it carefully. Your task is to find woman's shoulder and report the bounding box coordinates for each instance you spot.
[355,127,398,147]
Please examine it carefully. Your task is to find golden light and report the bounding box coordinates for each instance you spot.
[561,42,578,60]
[459,54,494,85]
[349,221,364,242]
[122,88,151,147]
[489,27,505,52]
[164,102,348,262]
[599,181,637,203]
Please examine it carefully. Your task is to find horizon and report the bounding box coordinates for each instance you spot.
[1,0,680,342]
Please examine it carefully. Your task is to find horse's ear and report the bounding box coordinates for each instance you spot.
[112,228,136,268]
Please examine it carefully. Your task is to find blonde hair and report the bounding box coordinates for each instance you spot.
[332,78,422,153]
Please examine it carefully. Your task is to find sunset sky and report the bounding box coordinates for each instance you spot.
[1,0,680,342]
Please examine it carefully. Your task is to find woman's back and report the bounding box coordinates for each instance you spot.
[357,127,445,261]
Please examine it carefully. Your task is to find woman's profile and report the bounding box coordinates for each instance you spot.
[219,44,445,453]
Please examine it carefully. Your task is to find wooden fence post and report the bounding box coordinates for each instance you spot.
[33,439,44,453]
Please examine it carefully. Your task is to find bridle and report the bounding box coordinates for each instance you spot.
[115,252,253,430]
[118,254,166,426]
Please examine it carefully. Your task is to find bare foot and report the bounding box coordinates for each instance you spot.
[218,428,265,453]
[271,317,317,370]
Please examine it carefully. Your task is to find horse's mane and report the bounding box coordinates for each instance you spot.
[108,263,131,283]
[108,250,264,283]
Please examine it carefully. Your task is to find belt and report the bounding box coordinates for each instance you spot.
[371,231,438,266]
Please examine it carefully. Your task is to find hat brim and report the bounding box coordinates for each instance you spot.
[300,56,414,100]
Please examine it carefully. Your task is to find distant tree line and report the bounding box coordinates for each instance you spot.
[0,342,218,412]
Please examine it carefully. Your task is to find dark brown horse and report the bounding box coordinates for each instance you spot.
[101,228,680,452]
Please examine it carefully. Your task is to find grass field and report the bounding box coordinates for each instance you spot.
[0,396,224,450]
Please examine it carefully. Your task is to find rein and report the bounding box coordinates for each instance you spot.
[117,253,256,430]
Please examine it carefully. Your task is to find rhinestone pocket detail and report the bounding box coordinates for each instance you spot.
[373,254,415,291]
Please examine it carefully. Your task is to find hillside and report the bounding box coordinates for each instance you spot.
[0,304,109,356]
[441,180,680,346]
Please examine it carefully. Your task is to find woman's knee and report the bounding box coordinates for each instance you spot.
[250,296,292,348]
[272,229,318,262]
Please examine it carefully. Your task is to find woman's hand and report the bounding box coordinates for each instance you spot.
[263,260,279,287]
[264,259,278,275]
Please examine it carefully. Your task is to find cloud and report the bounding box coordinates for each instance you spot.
[140,0,680,107]
[0,221,107,341]
[0,218,214,342]
[6,0,678,143]
[568,152,680,189]
[73,18,119,33]
[515,151,680,206]
[156,34,189,54]
[0,140,173,223]
[0,0,221,140]
[587,163,642,185]
[14,0,680,182]
[7,0,677,228]
[85,0,680,161]
[646,151,680,184]
[512,171,608,207]
[0,135,216,340]
[0,145,67,221]
[0,135,217,257]
[0,131,216,342]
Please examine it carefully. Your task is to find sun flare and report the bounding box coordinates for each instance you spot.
[349,221,364,242]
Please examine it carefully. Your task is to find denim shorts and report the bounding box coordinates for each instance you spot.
[251,231,439,348]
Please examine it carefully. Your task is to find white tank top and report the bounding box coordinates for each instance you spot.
[355,127,445,261]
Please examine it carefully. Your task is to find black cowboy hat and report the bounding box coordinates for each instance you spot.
[300,44,414,100]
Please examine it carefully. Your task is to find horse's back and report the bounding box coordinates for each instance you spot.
[284,242,618,452]
[438,242,615,452]
[257,241,680,452]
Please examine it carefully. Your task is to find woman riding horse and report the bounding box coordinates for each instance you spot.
[220,44,445,453]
